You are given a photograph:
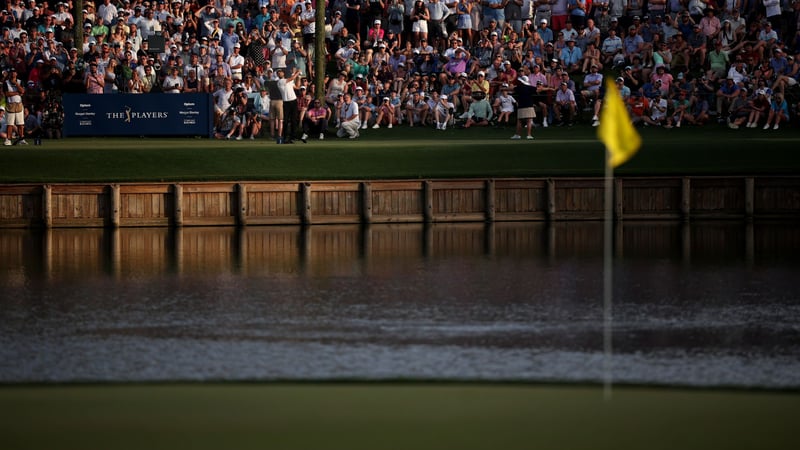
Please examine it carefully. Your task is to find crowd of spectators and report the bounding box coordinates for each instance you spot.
[1,0,799,143]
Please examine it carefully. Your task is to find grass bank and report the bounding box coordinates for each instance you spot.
[1,126,799,183]
[1,383,798,450]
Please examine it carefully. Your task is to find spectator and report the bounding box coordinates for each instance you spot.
[553,80,576,125]
[763,92,789,130]
[337,92,360,138]
[162,66,184,93]
[373,96,396,128]
[641,91,668,126]
[433,93,455,129]
[23,105,43,145]
[462,91,493,127]
[405,90,429,126]
[493,84,516,126]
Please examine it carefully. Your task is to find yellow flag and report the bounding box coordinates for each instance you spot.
[597,79,641,168]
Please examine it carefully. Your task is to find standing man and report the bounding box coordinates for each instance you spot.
[337,92,361,139]
[277,67,300,144]
[4,68,26,145]
[511,75,537,139]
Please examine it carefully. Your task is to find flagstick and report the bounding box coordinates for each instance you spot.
[603,153,614,401]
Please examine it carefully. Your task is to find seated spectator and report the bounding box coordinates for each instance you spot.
[433,94,454,130]
[462,92,493,127]
[682,90,710,126]
[492,85,516,126]
[763,92,790,130]
[641,91,668,126]
[302,98,330,140]
[552,81,576,126]
[405,90,429,127]
[373,96,396,128]
[665,90,690,128]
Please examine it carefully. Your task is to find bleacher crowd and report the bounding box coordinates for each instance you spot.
[1,0,799,144]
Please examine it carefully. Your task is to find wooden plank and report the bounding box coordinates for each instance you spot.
[181,216,238,226]
[494,179,548,189]
[0,185,41,195]
[50,185,106,194]
[182,183,237,193]
[245,216,304,226]
[310,182,361,192]
[119,184,172,194]
[369,181,424,191]
[309,215,362,225]
[245,182,302,192]
[369,214,426,223]
[432,213,486,222]
[429,180,485,189]
[51,218,106,227]
[495,212,548,222]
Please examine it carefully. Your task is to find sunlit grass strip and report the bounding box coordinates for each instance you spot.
[1,126,799,183]
[0,383,797,450]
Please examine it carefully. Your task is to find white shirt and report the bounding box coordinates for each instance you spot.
[278,78,297,101]
[340,100,359,122]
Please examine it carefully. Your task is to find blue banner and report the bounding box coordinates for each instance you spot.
[63,94,214,137]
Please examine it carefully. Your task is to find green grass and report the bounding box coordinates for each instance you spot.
[1,126,799,182]
[1,383,797,450]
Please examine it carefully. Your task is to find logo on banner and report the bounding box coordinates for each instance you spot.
[106,106,169,123]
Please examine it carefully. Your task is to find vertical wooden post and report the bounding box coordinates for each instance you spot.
[485,179,495,222]
[237,183,248,226]
[173,184,184,227]
[361,182,372,224]
[614,178,624,221]
[680,177,691,222]
[110,184,120,228]
[423,181,434,223]
[42,184,52,228]
[744,177,755,220]
[300,182,312,225]
[546,178,556,221]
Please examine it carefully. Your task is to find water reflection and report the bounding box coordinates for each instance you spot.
[1,222,798,387]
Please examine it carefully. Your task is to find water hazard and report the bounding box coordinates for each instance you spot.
[1,222,798,388]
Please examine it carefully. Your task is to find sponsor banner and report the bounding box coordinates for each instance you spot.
[63,93,213,137]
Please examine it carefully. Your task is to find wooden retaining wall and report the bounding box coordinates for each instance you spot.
[0,177,797,228]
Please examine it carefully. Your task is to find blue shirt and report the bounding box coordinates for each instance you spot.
[483,0,506,22]
[560,45,583,66]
